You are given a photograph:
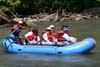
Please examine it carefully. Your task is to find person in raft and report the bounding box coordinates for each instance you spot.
[24,27,40,45]
[57,25,77,45]
[49,25,57,43]
[42,27,55,45]
[9,21,26,42]
[11,20,26,32]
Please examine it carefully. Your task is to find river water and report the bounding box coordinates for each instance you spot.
[0,53,99,67]
[0,19,100,67]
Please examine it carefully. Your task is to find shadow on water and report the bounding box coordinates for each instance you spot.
[83,52,95,55]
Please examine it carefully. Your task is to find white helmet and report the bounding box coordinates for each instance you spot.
[63,27,69,31]
[46,27,51,30]
[49,25,54,28]
[18,21,23,24]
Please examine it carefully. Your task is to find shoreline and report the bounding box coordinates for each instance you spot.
[0,12,100,26]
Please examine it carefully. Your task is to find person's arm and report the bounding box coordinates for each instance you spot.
[37,36,40,42]
[42,33,54,45]
[42,33,51,42]
[35,36,40,44]
[19,25,26,29]
[62,33,71,42]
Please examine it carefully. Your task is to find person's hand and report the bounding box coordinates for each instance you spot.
[51,42,55,45]
[29,41,37,44]
[29,41,33,44]
[68,40,71,43]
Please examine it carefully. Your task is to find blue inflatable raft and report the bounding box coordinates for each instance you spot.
[1,37,96,54]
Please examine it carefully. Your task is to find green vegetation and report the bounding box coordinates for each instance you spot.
[0,0,100,17]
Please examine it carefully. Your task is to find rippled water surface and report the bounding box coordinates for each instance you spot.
[0,53,99,67]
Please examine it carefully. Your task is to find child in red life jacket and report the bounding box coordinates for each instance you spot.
[24,28,40,45]
[49,25,57,43]
[57,25,72,45]
[62,25,77,44]
[57,25,77,45]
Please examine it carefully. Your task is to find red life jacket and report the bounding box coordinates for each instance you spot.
[52,32,57,38]
[48,33,52,41]
[57,30,66,42]
[27,31,35,41]
[57,30,71,42]
[12,24,19,29]
[12,24,26,30]
[42,31,53,42]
